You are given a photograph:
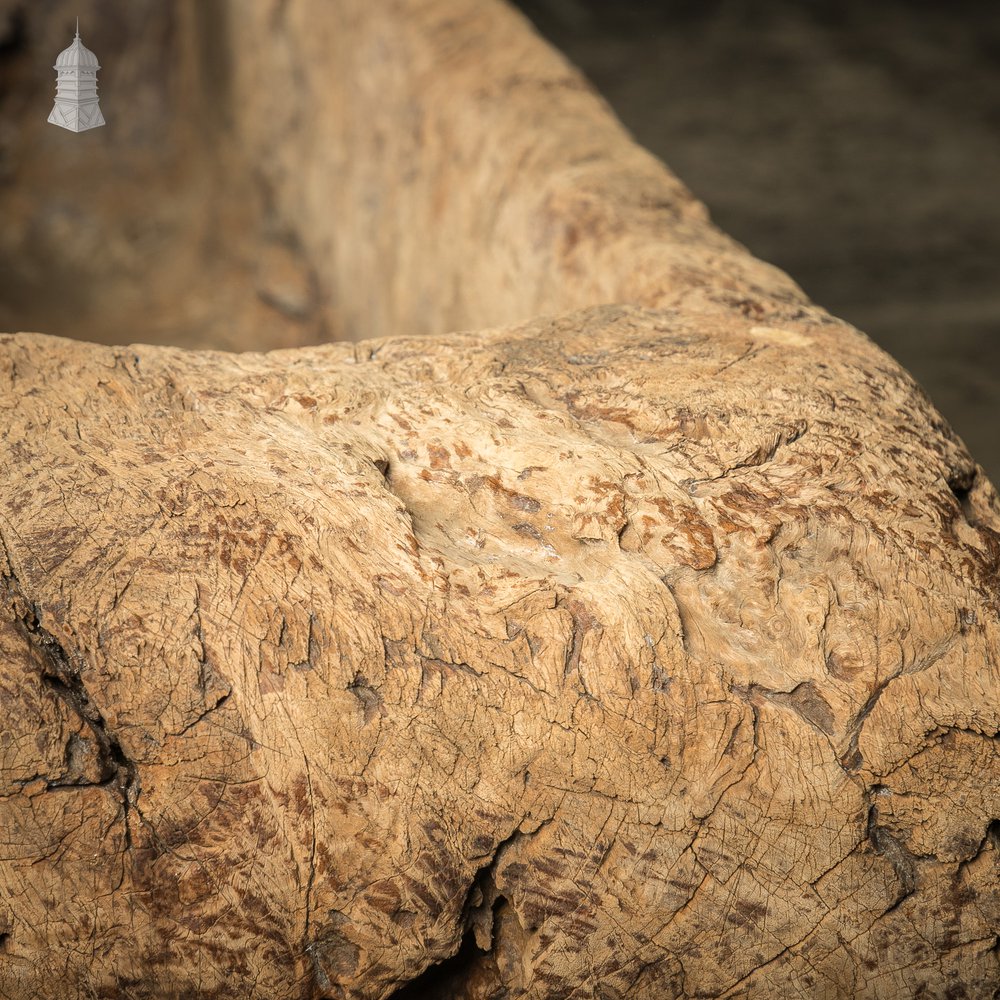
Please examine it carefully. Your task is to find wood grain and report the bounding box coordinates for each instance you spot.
[0,1,997,997]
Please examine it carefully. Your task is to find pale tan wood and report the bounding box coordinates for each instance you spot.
[0,1,998,998]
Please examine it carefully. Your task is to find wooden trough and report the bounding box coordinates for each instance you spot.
[0,1,998,997]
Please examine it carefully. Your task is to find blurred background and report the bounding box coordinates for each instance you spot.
[1,0,997,480]
[0,1,330,354]
[514,0,1000,481]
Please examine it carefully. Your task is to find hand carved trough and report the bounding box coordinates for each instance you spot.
[0,1,998,998]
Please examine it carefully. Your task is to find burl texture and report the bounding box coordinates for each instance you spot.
[1,1,999,999]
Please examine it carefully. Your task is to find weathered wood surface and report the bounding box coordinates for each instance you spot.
[1,1,999,999]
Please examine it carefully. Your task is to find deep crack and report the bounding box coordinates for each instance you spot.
[867,801,917,914]
[3,574,140,846]
[386,826,532,999]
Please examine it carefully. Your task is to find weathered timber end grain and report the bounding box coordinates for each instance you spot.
[0,1,998,998]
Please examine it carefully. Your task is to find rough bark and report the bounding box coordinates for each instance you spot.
[1,1,999,999]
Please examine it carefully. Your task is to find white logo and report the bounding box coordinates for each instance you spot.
[48,18,105,132]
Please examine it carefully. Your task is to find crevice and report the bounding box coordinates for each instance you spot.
[840,675,894,771]
[39,668,139,849]
[867,802,917,914]
[3,575,140,848]
[171,690,231,737]
[947,467,978,525]
[989,819,1000,852]
[388,923,493,1000]
[388,826,533,999]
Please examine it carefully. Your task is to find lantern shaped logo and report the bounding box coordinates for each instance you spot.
[48,19,105,132]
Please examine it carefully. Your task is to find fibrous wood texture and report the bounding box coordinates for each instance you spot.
[1,2,999,999]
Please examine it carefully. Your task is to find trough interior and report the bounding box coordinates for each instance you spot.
[0,0,632,351]
[0,0,808,354]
